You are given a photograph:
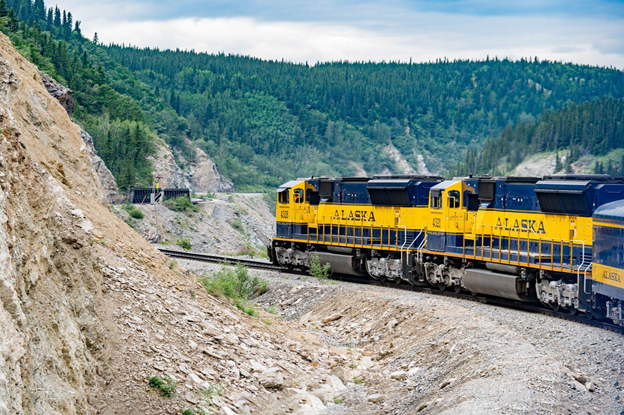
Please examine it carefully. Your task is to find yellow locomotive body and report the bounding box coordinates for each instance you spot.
[269,175,624,325]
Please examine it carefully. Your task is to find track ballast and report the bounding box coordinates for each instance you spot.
[158,247,624,335]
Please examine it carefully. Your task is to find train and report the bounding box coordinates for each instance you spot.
[267,174,624,327]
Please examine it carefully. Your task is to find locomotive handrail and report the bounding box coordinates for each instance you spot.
[471,224,588,274]
[406,227,425,266]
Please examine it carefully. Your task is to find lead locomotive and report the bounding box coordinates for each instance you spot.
[268,174,624,327]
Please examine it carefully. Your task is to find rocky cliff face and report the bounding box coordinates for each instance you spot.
[0,32,338,415]
[149,143,234,193]
[189,147,234,193]
[39,72,75,116]
[0,35,110,413]
[39,70,122,203]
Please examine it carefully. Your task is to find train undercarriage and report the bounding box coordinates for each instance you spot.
[269,240,621,326]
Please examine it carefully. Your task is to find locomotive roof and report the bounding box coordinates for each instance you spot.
[594,200,624,225]
[535,180,594,191]
[430,180,461,190]
[277,180,304,190]
[372,174,444,180]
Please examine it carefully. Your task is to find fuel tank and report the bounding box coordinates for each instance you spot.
[462,268,531,302]
[315,252,365,276]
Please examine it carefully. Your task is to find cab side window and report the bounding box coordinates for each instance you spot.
[293,189,304,204]
[448,190,460,208]
[431,193,442,209]
[278,189,289,204]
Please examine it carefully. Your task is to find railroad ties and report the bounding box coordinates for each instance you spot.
[159,248,624,335]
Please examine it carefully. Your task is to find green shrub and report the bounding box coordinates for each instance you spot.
[176,238,192,250]
[182,410,195,415]
[309,253,331,280]
[164,196,199,213]
[231,218,244,233]
[201,265,267,315]
[236,299,257,316]
[123,203,144,219]
[148,375,177,397]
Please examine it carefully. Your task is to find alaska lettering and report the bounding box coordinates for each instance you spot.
[495,217,546,234]
[334,209,376,222]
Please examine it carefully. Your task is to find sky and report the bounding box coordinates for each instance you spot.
[50,0,624,68]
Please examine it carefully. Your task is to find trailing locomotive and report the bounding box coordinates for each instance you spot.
[268,174,624,326]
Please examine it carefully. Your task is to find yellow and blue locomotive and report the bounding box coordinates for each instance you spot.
[268,174,624,326]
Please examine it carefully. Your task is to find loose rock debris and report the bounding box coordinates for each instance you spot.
[183,260,624,415]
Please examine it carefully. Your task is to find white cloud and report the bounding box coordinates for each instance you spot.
[77,13,624,68]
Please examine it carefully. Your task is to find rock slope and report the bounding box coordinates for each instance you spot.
[149,142,234,194]
[0,32,333,415]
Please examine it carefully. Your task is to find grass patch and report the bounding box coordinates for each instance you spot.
[182,409,208,415]
[148,375,177,397]
[231,218,244,233]
[354,377,363,385]
[309,252,332,281]
[176,237,192,250]
[122,216,136,229]
[201,265,267,316]
[266,305,277,314]
[200,382,224,399]
[228,243,268,258]
[123,203,144,219]
[164,196,199,213]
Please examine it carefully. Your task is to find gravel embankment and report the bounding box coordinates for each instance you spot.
[179,259,624,415]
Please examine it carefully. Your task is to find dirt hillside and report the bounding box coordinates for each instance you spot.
[0,32,339,415]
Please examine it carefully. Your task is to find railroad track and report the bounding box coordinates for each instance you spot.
[159,247,624,334]
[158,248,285,271]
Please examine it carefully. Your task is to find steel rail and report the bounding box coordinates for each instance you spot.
[158,248,285,272]
[158,247,624,335]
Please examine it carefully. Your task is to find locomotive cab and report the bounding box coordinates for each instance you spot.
[275,179,314,239]
[426,180,477,253]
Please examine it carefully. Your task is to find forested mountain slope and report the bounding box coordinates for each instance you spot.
[3,0,624,192]
[106,45,624,188]
[453,97,624,176]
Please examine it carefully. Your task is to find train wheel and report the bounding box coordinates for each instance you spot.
[550,302,560,312]
[567,307,578,316]
[379,276,387,282]
[438,282,446,291]
[394,277,402,285]
[453,285,461,293]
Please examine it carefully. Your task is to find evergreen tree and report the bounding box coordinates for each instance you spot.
[53,6,60,26]
[0,0,7,18]
[93,32,98,45]
[554,151,561,172]
[33,0,45,21]
[66,12,72,29]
